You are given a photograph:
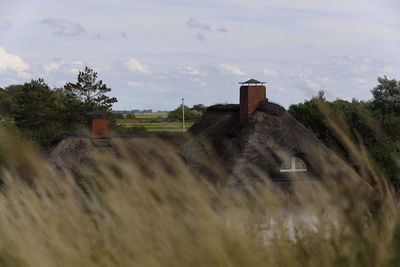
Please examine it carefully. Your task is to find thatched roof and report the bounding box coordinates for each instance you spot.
[181,101,361,186]
[49,100,364,188]
[48,132,187,171]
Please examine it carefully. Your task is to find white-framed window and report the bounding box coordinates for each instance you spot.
[280,157,307,172]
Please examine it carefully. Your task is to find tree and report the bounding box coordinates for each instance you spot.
[192,104,207,113]
[167,105,202,121]
[371,76,400,115]
[64,66,117,113]
[1,79,67,146]
[125,113,135,119]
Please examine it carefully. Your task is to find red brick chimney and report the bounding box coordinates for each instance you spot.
[239,79,267,124]
[87,111,110,139]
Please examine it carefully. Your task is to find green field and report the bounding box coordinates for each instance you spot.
[133,112,168,119]
[117,113,194,132]
[119,121,193,132]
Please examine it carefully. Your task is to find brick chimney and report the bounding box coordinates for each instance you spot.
[239,79,267,124]
[87,111,110,139]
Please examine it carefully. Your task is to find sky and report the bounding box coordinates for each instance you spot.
[0,0,399,111]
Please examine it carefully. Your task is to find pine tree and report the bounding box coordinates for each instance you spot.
[64,66,117,113]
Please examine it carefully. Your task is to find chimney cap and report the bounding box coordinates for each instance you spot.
[239,79,266,85]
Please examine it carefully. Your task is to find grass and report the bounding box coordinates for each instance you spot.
[0,113,399,266]
[117,119,194,132]
[133,112,168,119]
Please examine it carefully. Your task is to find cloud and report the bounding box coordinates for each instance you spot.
[276,86,288,92]
[354,77,369,85]
[40,17,86,36]
[263,68,278,77]
[43,60,83,74]
[187,17,211,31]
[195,32,205,41]
[352,63,369,74]
[127,81,145,87]
[43,62,64,73]
[192,78,208,87]
[216,27,229,34]
[299,77,321,97]
[320,77,332,83]
[181,66,204,75]
[301,78,320,90]
[69,68,80,75]
[121,32,128,39]
[381,66,395,74]
[0,22,12,31]
[218,64,245,75]
[94,33,109,41]
[0,47,29,75]
[126,58,150,74]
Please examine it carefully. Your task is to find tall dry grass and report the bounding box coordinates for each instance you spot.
[0,127,398,267]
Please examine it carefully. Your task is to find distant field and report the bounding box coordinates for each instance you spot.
[117,120,194,132]
[133,112,168,119]
[116,112,195,132]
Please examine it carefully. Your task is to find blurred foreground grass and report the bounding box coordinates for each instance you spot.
[0,127,398,267]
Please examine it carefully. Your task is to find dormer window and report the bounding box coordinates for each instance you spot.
[280,157,307,172]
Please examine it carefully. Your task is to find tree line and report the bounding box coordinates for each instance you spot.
[289,76,400,190]
[0,67,117,147]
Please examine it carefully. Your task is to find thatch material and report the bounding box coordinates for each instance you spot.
[48,133,188,172]
[257,100,285,116]
[182,102,362,186]
[48,137,101,172]
[49,101,365,188]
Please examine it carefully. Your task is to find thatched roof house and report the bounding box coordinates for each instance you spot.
[181,101,357,186]
[180,79,360,185]
[49,79,361,187]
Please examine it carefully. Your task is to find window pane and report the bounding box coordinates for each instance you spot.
[281,157,307,172]
[294,158,306,170]
[281,160,291,171]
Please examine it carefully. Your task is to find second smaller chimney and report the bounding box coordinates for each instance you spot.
[239,79,267,125]
[87,111,110,139]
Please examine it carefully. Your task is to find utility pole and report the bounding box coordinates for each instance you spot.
[182,98,185,132]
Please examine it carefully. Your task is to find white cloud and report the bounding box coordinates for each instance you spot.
[192,78,208,87]
[301,79,320,90]
[354,77,369,85]
[40,17,86,36]
[0,22,12,31]
[0,47,29,74]
[320,77,332,83]
[43,62,64,73]
[218,64,245,75]
[147,84,169,93]
[276,86,287,92]
[263,68,278,77]
[181,66,204,75]
[126,58,150,74]
[127,81,145,87]
[69,68,80,75]
[352,63,370,74]
[43,60,83,74]
[299,77,321,97]
[381,66,395,74]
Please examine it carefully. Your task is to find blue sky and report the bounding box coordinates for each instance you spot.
[0,0,399,110]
